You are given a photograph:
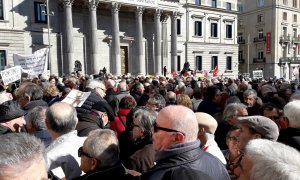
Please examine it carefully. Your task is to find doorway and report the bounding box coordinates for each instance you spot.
[120,46,128,74]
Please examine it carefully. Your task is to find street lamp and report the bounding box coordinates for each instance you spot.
[42,0,54,74]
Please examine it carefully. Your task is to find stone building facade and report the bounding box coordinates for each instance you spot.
[0,0,239,76]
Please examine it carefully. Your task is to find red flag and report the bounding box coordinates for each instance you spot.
[213,65,218,77]
[172,71,177,78]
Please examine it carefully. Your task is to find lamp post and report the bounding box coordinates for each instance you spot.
[42,0,54,74]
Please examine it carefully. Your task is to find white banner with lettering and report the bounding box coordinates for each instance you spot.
[0,66,22,85]
[13,48,48,75]
[117,0,157,7]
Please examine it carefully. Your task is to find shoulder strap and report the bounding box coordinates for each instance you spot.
[118,114,126,128]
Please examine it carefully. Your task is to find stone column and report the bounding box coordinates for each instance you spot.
[89,0,99,74]
[171,12,178,72]
[162,15,169,71]
[111,3,121,76]
[136,6,145,75]
[62,0,74,74]
[154,9,162,75]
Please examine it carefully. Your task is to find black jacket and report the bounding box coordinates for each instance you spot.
[72,163,135,180]
[141,141,230,180]
[23,99,48,112]
[76,89,107,114]
[0,125,13,135]
[76,113,103,137]
[278,127,300,151]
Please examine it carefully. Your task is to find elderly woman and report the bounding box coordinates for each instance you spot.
[177,94,193,110]
[123,108,157,174]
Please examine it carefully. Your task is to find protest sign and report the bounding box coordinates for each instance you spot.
[13,48,48,75]
[0,66,22,85]
[61,89,91,107]
[253,70,263,79]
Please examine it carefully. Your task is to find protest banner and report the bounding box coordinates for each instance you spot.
[253,70,263,79]
[13,48,48,75]
[0,66,22,85]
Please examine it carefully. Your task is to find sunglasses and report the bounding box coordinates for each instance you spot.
[153,122,185,136]
[78,147,93,158]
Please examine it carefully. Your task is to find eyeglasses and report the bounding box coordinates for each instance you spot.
[78,147,93,158]
[153,122,185,136]
[227,136,239,142]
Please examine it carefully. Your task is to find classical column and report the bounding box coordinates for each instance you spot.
[171,12,178,72]
[62,0,74,74]
[136,6,145,75]
[162,15,169,71]
[154,9,162,75]
[88,0,100,74]
[111,3,121,76]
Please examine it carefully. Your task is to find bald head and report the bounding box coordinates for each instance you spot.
[158,105,199,142]
[46,102,78,135]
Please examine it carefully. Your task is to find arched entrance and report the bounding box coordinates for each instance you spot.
[120,46,128,74]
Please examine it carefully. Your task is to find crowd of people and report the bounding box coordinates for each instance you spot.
[0,71,300,180]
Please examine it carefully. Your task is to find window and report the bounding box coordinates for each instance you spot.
[283,26,287,36]
[0,50,6,70]
[283,12,287,21]
[257,14,264,23]
[258,50,264,59]
[226,56,232,70]
[177,56,181,71]
[0,0,3,20]
[226,2,232,10]
[294,14,297,22]
[238,33,243,43]
[34,1,47,23]
[211,56,218,70]
[258,30,264,39]
[195,0,201,5]
[196,56,202,70]
[239,51,243,62]
[177,19,181,35]
[293,28,297,37]
[195,21,202,36]
[258,0,264,7]
[211,23,218,37]
[293,0,297,8]
[226,24,232,39]
[238,4,243,12]
[212,0,217,8]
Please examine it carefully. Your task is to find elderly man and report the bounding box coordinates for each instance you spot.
[195,112,226,164]
[46,102,86,179]
[0,133,48,180]
[74,129,133,179]
[278,100,300,151]
[15,82,48,112]
[215,103,248,150]
[146,94,166,112]
[142,105,230,180]
[238,139,300,180]
[0,100,26,134]
[26,106,52,147]
[243,89,261,115]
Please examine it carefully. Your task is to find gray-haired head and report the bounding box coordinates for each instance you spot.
[117,81,127,92]
[147,94,166,111]
[46,102,78,135]
[243,139,300,180]
[86,79,105,90]
[243,89,257,98]
[284,100,300,129]
[105,79,116,89]
[223,103,247,121]
[133,109,157,138]
[0,133,47,178]
[84,129,119,168]
[26,106,48,131]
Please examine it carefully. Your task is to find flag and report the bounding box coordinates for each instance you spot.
[213,64,218,77]
[204,70,208,77]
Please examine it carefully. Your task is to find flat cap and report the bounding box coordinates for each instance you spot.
[0,100,26,122]
[195,112,218,134]
[238,115,279,141]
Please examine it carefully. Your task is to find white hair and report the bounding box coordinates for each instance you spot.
[283,100,300,129]
[184,87,194,97]
[106,79,116,89]
[245,139,300,180]
[0,93,10,104]
[86,79,105,90]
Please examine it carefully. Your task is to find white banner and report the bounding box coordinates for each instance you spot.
[253,70,263,79]
[116,0,157,7]
[0,66,22,85]
[13,48,48,75]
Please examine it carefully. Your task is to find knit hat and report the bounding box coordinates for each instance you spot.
[238,115,279,141]
[0,101,26,122]
[195,112,218,134]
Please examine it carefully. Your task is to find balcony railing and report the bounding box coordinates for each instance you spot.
[280,35,291,44]
[238,39,245,44]
[253,36,266,43]
[253,58,266,63]
[292,37,300,44]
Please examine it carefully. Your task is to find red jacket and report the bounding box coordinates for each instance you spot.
[110,108,130,135]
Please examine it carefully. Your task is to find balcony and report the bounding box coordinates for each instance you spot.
[253,58,266,63]
[279,35,291,44]
[237,39,245,44]
[239,58,245,63]
[253,36,266,43]
[292,37,300,44]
